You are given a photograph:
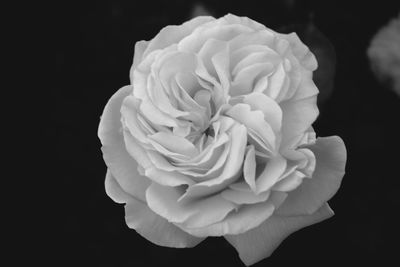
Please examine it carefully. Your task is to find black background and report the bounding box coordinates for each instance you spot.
[52,0,400,266]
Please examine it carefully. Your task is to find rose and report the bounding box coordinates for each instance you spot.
[98,14,346,266]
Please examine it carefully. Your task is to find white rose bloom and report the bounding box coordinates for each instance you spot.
[98,14,346,266]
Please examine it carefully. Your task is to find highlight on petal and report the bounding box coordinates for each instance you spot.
[125,195,205,248]
[276,136,347,216]
[225,203,334,266]
[243,145,256,191]
[98,86,150,201]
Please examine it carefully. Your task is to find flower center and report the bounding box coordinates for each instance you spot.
[203,126,215,137]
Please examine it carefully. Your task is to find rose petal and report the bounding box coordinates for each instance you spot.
[179,124,247,200]
[121,95,150,143]
[130,40,149,83]
[229,30,275,52]
[148,132,199,157]
[230,63,274,97]
[179,24,253,53]
[104,169,133,204]
[143,16,215,58]
[290,68,319,101]
[277,32,318,71]
[297,148,317,177]
[169,76,209,131]
[175,71,202,98]
[232,50,278,77]
[179,140,230,181]
[178,191,287,237]
[280,95,319,148]
[230,45,276,70]
[222,14,266,31]
[265,63,287,100]
[221,187,270,205]
[144,167,195,187]
[274,38,290,55]
[198,39,227,80]
[122,129,153,169]
[145,150,178,171]
[229,181,252,191]
[98,86,150,201]
[247,128,273,155]
[243,92,283,132]
[272,170,306,192]
[133,55,191,129]
[124,195,204,248]
[193,89,212,118]
[137,96,180,127]
[156,51,198,101]
[281,126,316,152]
[146,182,236,228]
[243,145,256,191]
[255,155,287,194]
[227,103,276,150]
[211,44,231,93]
[225,203,334,266]
[276,136,346,216]
[175,134,229,173]
[148,75,189,120]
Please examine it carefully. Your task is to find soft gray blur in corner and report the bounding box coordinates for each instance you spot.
[368,13,400,97]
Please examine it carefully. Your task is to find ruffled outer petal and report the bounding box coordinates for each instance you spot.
[178,191,287,237]
[125,196,205,248]
[143,16,215,58]
[280,95,319,150]
[276,136,347,216]
[103,140,204,248]
[222,13,266,31]
[224,203,334,266]
[98,86,150,201]
[104,169,132,204]
[146,182,237,229]
[130,40,149,84]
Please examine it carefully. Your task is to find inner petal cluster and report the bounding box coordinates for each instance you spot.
[121,14,319,235]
